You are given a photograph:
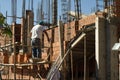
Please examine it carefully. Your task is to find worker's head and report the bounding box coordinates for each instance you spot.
[39,21,44,25]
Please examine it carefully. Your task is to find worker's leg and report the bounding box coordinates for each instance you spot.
[37,45,41,58]
[36,39,41,58]
[31,39,37,58]
[32,47,37,58]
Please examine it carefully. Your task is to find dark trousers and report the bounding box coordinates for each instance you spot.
[31,38,41,58]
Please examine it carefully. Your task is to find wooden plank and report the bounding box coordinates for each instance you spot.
[0,61,53,67]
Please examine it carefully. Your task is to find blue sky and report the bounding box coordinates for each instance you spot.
[0,0,96,24]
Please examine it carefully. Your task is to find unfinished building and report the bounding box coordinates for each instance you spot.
[0,0,119,80]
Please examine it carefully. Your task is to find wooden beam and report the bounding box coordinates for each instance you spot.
[0,60,53,67]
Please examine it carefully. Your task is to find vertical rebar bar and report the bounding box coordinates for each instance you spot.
[52,0,57,25]
[31,0,33,11]
[76,0,79,19]
[61,0,68,23]
[48,0,50,24]
[22,0,25,17]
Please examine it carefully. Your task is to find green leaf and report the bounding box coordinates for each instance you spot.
[2,23,12,38]
[0,13,12,38]
[0,13,5,25]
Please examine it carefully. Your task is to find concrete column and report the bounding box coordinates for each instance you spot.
[110,24,119,80]
[95,17,106,80]
[26,10,34,53]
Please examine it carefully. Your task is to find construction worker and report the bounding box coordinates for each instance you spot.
[30,21,49,62]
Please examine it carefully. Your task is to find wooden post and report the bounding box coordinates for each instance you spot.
[21,18,25,53]
[58,18,64,66]
[58,18,65,79]
[26,10,34,54]
[84,36,86,80]
[13,22,16,80]
[70,51,73,80]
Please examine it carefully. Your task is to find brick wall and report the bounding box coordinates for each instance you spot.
[0,14,96,63]
[44,14,96,61]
